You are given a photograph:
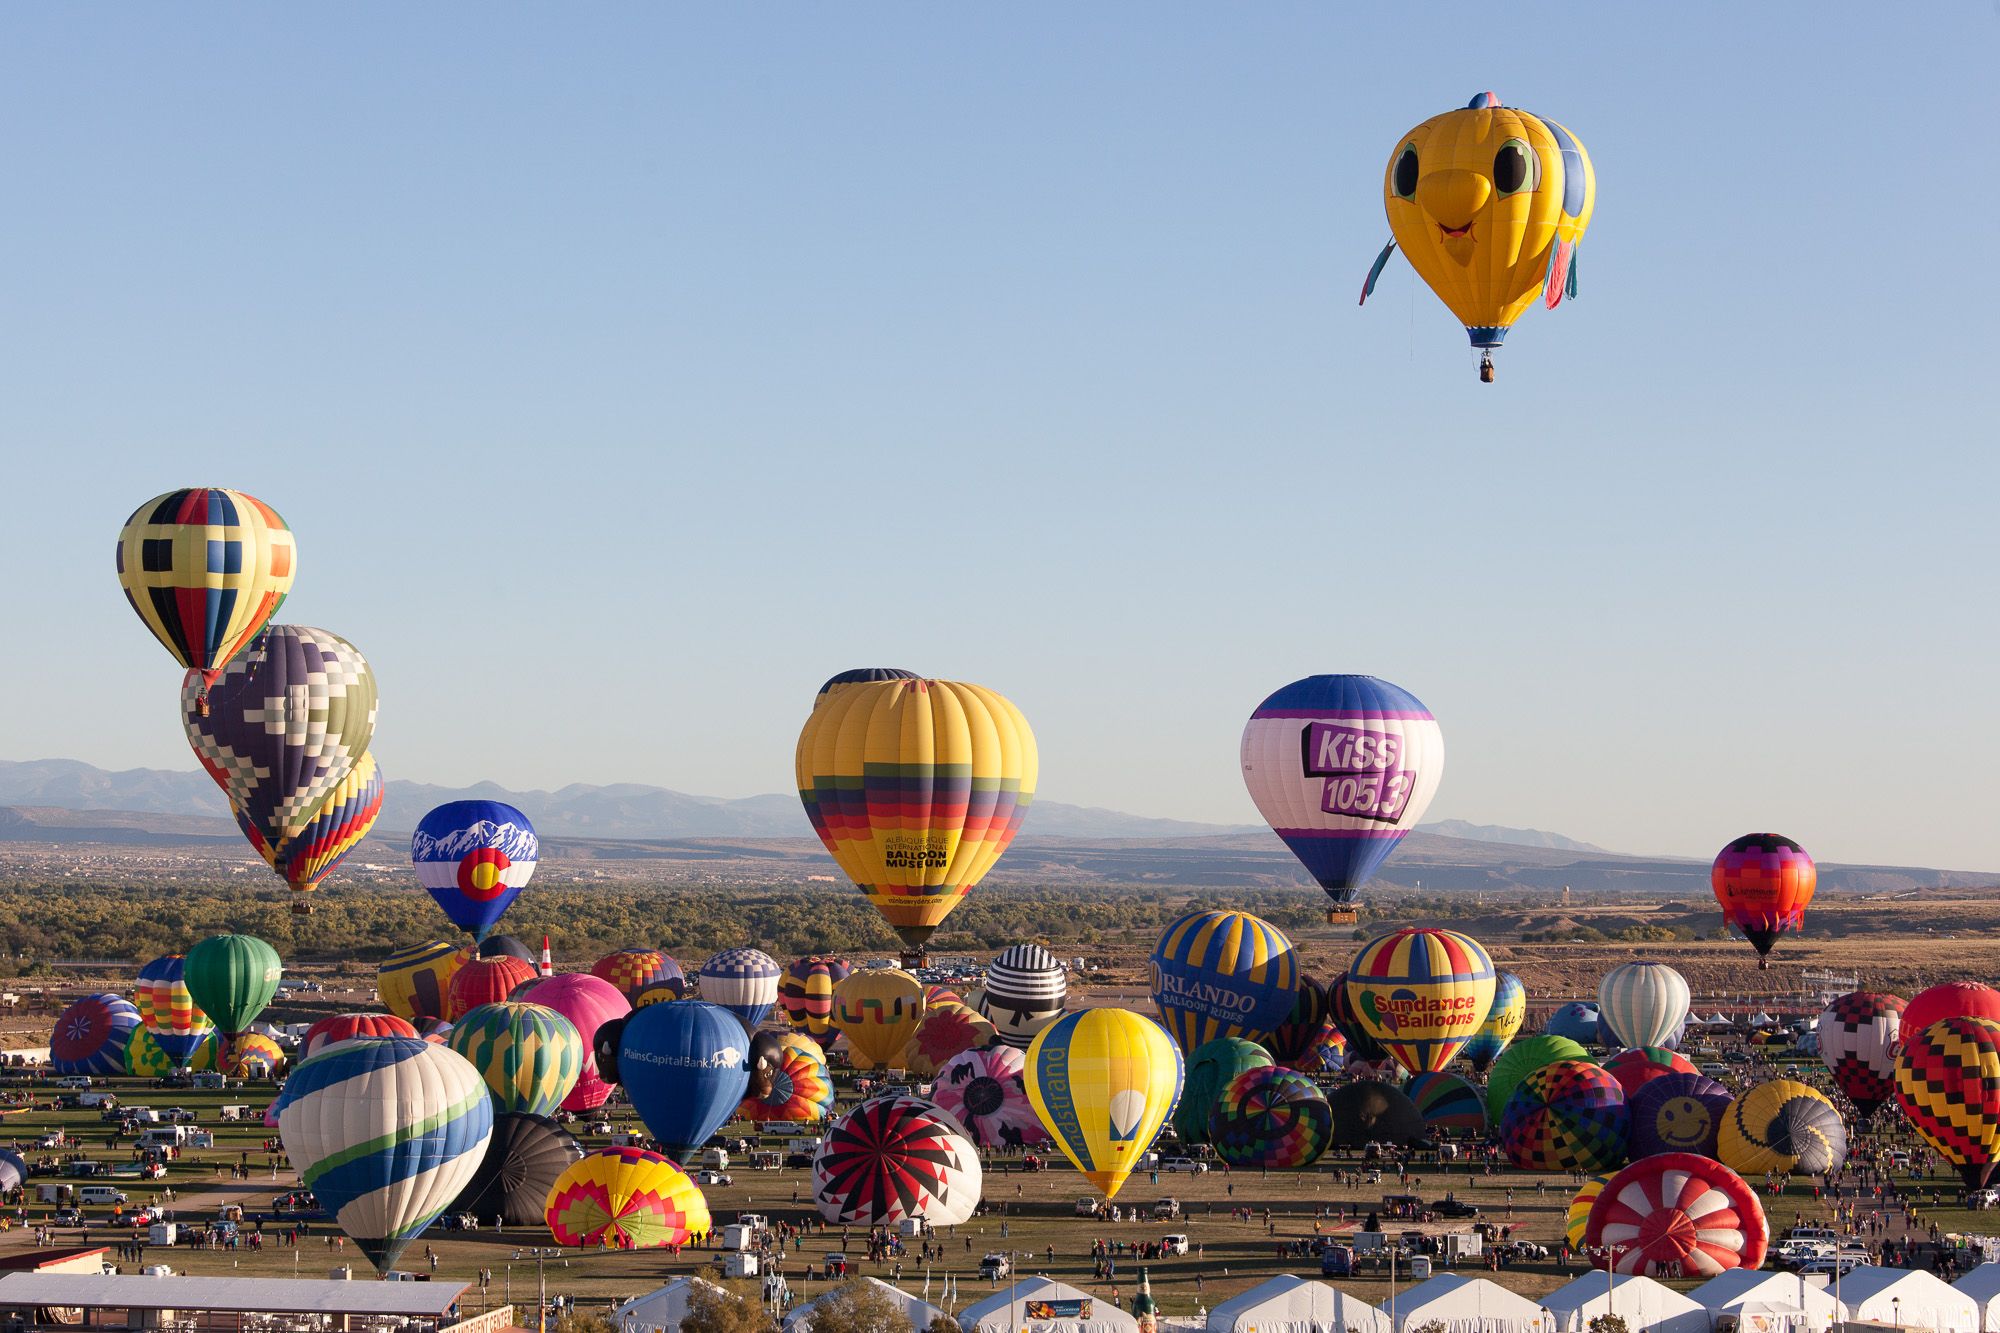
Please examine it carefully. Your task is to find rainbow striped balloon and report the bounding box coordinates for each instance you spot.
[1343,928,1496,1076]
[1149,909,1300,1055]
[136,954,214,1068]
[247,751,383,893]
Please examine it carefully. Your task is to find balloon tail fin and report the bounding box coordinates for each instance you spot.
[1359,239,1397,305]
[1544,239,1574,310]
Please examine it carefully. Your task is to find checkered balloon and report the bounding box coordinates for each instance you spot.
[1818,991,1905,1118]
[1895,1015,2000,1190]
[1208,1067,1333,1168]
[1500,1058,1629,1172]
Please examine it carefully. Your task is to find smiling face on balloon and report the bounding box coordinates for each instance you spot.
[1654,1095,1715,1150]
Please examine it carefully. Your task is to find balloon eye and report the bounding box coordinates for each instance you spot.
[1493,139,1535,196]
[1393,145,1419,200]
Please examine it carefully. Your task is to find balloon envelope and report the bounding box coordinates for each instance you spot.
[1627,1072,1735,1160]
[1150,909,1299,1055]
[617,1001,752,1158]
[546,1147,710,1249]
[184,933,283,1036]
[1597,962,1690,1051]
[378,942,469,1023]
[411,801,539,942]
[1345,928,1497,1074]
[51,994,141,1076]
[1499,1059,1628,1173]
[1543,1003,1601,1046]
[779,956,851,1036]
[1175,1038,1274,1146]
[513,975,630,1113]
[1327,1081,1426,1148]
[1600,1047,1696,1098]
[1712,834,1817,964]
[1027,1010,1183,1200]
[1461,971,1525,1073]
[1904,983,2000,1040]
[303,1013,418,1060]
[1895,1016,2000,1190]
[739,1042,836,1124]
[932,1045,1046,1149]
[446,956,539,1022]
[137,954,215,1067]
[1486,1035,1588,1125]
[115,488,296,678]
[450,1112,585,1227]
[1585,1153,1767,1278]
[981,945,1066,1050]
[1404,1071,1487,1137]
[251,750,383,893]
[1818,992,1905,1118]
[699,948,782,1033]
[448,1002,583,1118]
[1718,1079,1847,1177]
[1267,975,1331,1065]
[811,1095,983,1226]
[1208,1067,1332,1169]
[594,950,685,1005]
[833,969,926,1070]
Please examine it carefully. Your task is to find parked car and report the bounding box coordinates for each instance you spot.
[52,1209,83,1227]
[1074,1198,1103,1218]
[1152,1199,1182,1221]
[979,1253,1012,1281]
[696,1170,734,1187]
[1157,1157,1207,1174]
[1431,1198,1480,1219]
[1160,1235,1189,1256]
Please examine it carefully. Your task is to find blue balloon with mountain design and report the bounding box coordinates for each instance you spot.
[411,801,539,941]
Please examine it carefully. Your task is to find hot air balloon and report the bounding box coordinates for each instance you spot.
[409,801,538,942]
[512,975,630,1113]
[1818,992,1905,1119]
[277,1037,493,1272]
[615,1001,752,1159]
[1327,1081,1426,1148]
[479,935,537,964]
[378,942,470,1023]
[1208,1068,1332,1169]
[780,956,851,1036]
[933,1045,1047,1149]
[136,954,215,1070]
[1895,1016,2000,1190]
[446,956,538,1022]
[546,1147,711,1249]
[447,1002,584,1118]
[1344,928,1497,1076]
[593,950,685,1005]
[0,1149,24,1197]
[901,1004,997,1080]
[980,945,1067,1050]
[1267,975,1331,1065]
[1598,962,1691,1051]
[249,751,384,894]
[1150,909,1300,1055]
[1499,1060,1628,1173]
[1543,1003,1602,1046]
[1359,92,1595,382]
[812,1096,983,1227]
[1566,1175,1609,1250]
[817,668,920,700]
[114,488,297,695]
[739,1041,835,1124]
[1327,971,1391,1066]
[1485,1034,1588,1125]
[1712,834,1817,968]
[126,1026,220,1078]
[1175,1038,1274,1146]
[1026,1010,1182,1200]
[699,948,782,1034]
[1239,675,1444,924]
[1904,983,2000,1039]
[450,1112,585,1228]
[303,1013,419,1060]
[1461,971,1525,1073]
[51,994,141,1076]
[1295,1022,1348,1076]
[1718,1079,1847,1177]
[1627,1072,1733,1160]
[184,934,282,1039]
[225,1032,286,1078]
[1600,1047,1696,1098]
[1585,1155,1768,1277]
[833,969,926,1071]
[1404,1071,1488,1137]
[796,677,1036,962]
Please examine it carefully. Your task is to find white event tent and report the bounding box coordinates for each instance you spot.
[1834,1266,1978,1331]
[1385,1275,1550,1333]
[961,1280,1141,1333]
[613,1278,728,1333]
[1539,1271,1706,1333]
[785,1278,947,1333]
[1687,1269,1845,1331]
[1205,1275,1391,1333]
[1955,1263,2000,1332]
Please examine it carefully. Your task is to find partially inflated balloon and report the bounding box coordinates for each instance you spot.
[378,941,470,1023]
[1150,910,1299,1055]
[1600,1047,1696,1098]
[480,935,537,964]
[699,948,782,1034]
[1712,834,1817,968]
[780,956,851,1036]
[1486,1035,1589,1125]
[1544,1003,1602,1046]
[126,1026,220,1077]
[451,1112,585,1227]
[1208,1068,1332,1169]
[1585,1154,1767,1278]
[1627,1073,1732,1160]
[546,1147,710,1250]
[448,1002,583,1118]
[115,488,296,683]
[1818,992,1905,1118]
[1718,1079,1847,1177]
[1239,675,1443,922]
[1461,971,1525,1073]
[1175,1038,1274,1146]
[616,1001,751,1158]
[594,950,685,1005]
[796,678,1036,954]
[1327,1081,1426,1148]
[184,934,282,1037]
[1268,975,1331,1065]
[513,975,631,1113]
[1566,1175,1609,1250]
[833,969,926,1071]
[137,954,214,1068]
[1345,928,1496,1075]
[1895,1016,2000,1190]
[225,1033,286,1078]
[411,801,538,943]
[52,994,141,1076]
[933,1045,1046,1149]
[901,1004,996,1080]
[1499,1060,1628,1173]
[1295,1022,1348,1076]
[739,1042,835,1124]
[1405,1071,1487,1136]
[1598,962,1691,1051]
[1027,1010,1183,1200]
[812,1096,982,1227]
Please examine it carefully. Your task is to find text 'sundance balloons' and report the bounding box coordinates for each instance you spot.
[1026,1009,1184,1201]
[1149,909,1299,1055]
[411,801,539,942]
[1240,675,1443,924]
[1711,834,1817,968]
[1344,928,1496,1075]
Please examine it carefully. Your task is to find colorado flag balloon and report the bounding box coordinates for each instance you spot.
[1027,1009,1184,1200]
[411,801,539,942]
[1240,675,1443,924]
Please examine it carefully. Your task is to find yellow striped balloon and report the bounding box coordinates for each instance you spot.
[114,488,297,682]
[225,1032,286,1077]
[1344,928,1497,1076]
[796,678,1036,955]
[1027,1010,1183,1200]
[545,1147,711,1250]
[377,941,472,1023]
[1148,910,1300,1055]
[832,968,926,1071]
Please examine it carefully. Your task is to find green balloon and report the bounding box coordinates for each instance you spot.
[1484,1034,1587,1125]
[184,933,283,1037]
[1175,1037,1273,1144]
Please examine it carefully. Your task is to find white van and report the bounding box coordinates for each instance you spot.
[139,1126,191,1149]
[79,1185,129,1207]
[696,1148,729,1171]
[78,1091,117,1110]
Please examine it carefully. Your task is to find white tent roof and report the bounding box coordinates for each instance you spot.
[613,1278,728,1333]
[1750,1012,1777,1025]
[1539,1272,1707,1333]
[1386,1275,1550,1333]
[961,1279,1141,1333]
[1687,1269,1846,1324]
[1955,1262,2000,1327]
[786,1278,946,1333]
[1835,1267,1977,1331]
[1707,1014,1733,1024]
[1205,1274,1391,1333]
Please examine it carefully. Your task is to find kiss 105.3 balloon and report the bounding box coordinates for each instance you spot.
[411,801,539,942]
[1345,928,1496,1075]
[796,678,1036,956]
[1150,909,1299,1055]
[1360,92,1595,383]
[1460,970,1525,1073]
[1818,992,1906,1119]
[1240,675,1444,924]
[1712,834,1817,968]
[615,1000,752,1159]
[115,488,297,687]
[1026,1009,1184,1200]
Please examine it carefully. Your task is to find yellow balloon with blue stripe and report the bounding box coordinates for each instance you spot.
[1149,909,1300,1055]
[1027,1009,1183,1200]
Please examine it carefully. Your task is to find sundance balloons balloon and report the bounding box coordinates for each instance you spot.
[1600,1047,1696,1098]
[833,969,926,1071]
[1208,1068,1332,1169]
[1360,92,1595,383]
[184,934,282,1038]
[1896,1016,2000,1190]
[1027,1010,1183,1200]
[1627,1072,1733,1160]
[411,801,538,943]
[546,1147,710,1249]
[780,956,851,1036]
[1345,928,1496,1075]
[253,751,383,893]
[796,677,1036,957]
[1486,1035,1588,1125]
[52,994,141,1076]
[699,948,782,1034]
[616,1001,752,1158]
[1176,1038,1274,1146]
[1598,962,1691,1051]
[981,945,1067,1050]
[1585,1154,1768,1277]
[933,1045,1047,1149]
[1239,675,1443,923]
[1461,970,1525,1073]
[303,1013,418,1059]
[1712,834,1817,968]
[137,955,214,1069]
[378,942,469,1023]
[1150,909,1299,1055]
[1818,992,1906,1119]
[115,488,297,688]
[446,956,538,1022]
[811,1096,983,1227]
[513,975,630,1113]
[1904,983,2000,1040]
[448,1003,583,1118]
[1499,1060,1628,1172]
[594,950,685,1005]
[450,1112,584,1228]
[1718,1079,1847,1177]
[277,1038,493,1272]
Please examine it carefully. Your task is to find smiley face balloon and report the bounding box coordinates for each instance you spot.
[1360,91,1595,381]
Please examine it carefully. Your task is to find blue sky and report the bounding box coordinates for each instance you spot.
[4,8,1997,868]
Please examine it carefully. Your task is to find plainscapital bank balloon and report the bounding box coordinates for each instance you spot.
[780,956,851,1036]
[1240,675,1443,924]
[1461,970,1525,1073]
[699,948,782,1034]
[796,677,1036,957]
[932,1045,1047,1149]
[1597,962,1691,1051]
[184,933,283,1038]
[1359,92,1595,383]
[1585,1153,1767,1277]
[277,1037,493,1272]
[411,801,538,943]
[546,1147,710,1250]
[115,488,297,689]
[1818,992,1906,1119]
[981,944,1067,1050]
[1895,1015,2000,1190]
[1027,1009,1184,1200]
[378,941,470,1023]
[1176,1038,1275,1146]
[615,1001,752,1159]
[448,1002,583,1118]
[1344,927,1496,1075]
[811,1096,982,1227]
[1150,909,1299,1055]
[1712,834,1817,969]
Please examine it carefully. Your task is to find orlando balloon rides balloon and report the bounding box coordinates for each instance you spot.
[114,488,297,701]
[51,994,141,1076]
[378,941,469,1023]
[1818,992,1906,1120]
[447,1002,583,1118]
[1344,927,1496,1076]
[1240,675,1443,925]
[183,933,282,1039]
[1711,834,1817,969]
[1150,909,1299,1055]
[1895,1015,2000,1190]
[137,954,215,1070]
[1359,92,1595,383]
[1598,962,1691,1051]
[614,1001,752,1159]
[779,956,851,1036]
[811,1096,983,1227]
[277,1037,493,1272]
[546,1147,710,1250]
[1461,970,1525,1073]
[796,677,1036,961]
[699,948,782,1034]
[1027,1009,1184,1200]
[832,968,926,1071]
[411,801,539,943]
[1584,1153,1768,1278]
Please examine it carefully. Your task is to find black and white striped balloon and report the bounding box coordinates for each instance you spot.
[979,944,1067,1049]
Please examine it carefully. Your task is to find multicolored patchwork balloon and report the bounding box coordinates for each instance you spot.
[812,1096,982,1227]
[115,487,296,686]
[739,1041,835,1124]
[1404,1070,1487,1136]
[1344,928,1496,1075]
[303,1013,418,1059]
[779,956,851,1036]
[1028,1010,1183,1200]
[1600,1046,1697,1098]
[1627,1072,1732,1160]
[1584,1153,1767,1277]
[980,944,1066,1049]
[411,801,538,943]
[1499,1059,1628,1172]
[1897,1015,2000,1190]
[1598,962,1691,1051]
[225,1032,286,1078]
[1294,1021,1348,1076]
[699,948,782,1033]
[378,941,470,1023]
[593,950,686,1005]
[1460,970,1525,1073]
[1268,974,1331,1065]
[1718,1078,1847,1177]
[249,750,383,894]
[1485,1035,1588,1125]
[1208,1067,1332,1169]
[1175,1037,1274,1145]
[1818,991,1905,1119]
[448,1002,583,1118]
[546,1147,710,1250]
[932,1045,1046,1149]
[51,994,141,1076]
[1150,909,1300,1055]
